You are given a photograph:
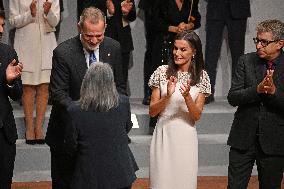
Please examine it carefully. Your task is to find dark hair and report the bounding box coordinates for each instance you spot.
[0,10,5,19]
[166,30,204,85]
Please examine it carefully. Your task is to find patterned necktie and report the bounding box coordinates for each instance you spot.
[89,51,97,66]
[267,60,274,70]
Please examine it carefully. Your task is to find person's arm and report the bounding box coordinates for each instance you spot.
[227,55,262,106]
[125,97,133,133]
[44,0,60,27]
[261,70,284,112]
[180,79,205,122]
[64,108,78,156]
[122,0,136,22]
[9,0,36,28]
[49,49,73,108]
[149,87,170,117]
[5,48,22,101]
[149,76,177,117]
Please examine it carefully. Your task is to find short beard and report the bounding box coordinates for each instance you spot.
[81,39,98,52]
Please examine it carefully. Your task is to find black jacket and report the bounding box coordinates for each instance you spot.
[0,43,22,144]
[46,36,125,148]
[227,52,284,155]
[64,95,138,189]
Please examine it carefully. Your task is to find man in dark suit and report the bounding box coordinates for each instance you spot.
[227,19,284,189]
[0,10,23,189]
[46,7,125,189]
[204,0,251,103]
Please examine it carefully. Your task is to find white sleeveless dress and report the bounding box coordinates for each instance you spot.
[149,65,211,189]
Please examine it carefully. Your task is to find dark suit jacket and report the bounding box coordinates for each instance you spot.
[105,0,136,53]
[65,95,138,189]
[227,51,284,155]
[0,43,22,144]
[46,36,125,148]
[206,0,251,20]
[77,0,107,20]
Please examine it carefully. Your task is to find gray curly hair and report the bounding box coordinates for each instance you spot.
[256,19,284,41]
[79,62,119,112]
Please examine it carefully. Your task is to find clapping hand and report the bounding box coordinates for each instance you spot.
[167,76,177,97]
[121,0,133,16]
[6,59,23,84]
[257,70,276,94]
[30,0,37,17]
[180,79,191,97]
[106,0,115,15]
[43,0,52,15]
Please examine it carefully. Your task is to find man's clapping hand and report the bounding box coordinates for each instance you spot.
[6,59,23,84]
[257,70,276,94]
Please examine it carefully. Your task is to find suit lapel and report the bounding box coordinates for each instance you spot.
[72,36,88,81]
[99,39,113,65]
[272,53,284,82]
[254,56,265,84]
[99,40,107,62]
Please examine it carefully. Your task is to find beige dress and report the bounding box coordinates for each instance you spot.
[149,65,211,189]
[9,0,60,85]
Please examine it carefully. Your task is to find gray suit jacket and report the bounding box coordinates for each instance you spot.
[227,51,284,155]
[46,36,124,148]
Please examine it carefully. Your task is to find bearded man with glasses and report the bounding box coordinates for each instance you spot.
[227,19,284,189]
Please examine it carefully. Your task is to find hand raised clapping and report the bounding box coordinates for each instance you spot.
[6,59,23,84]
[167,76,178,97]
[257,70,276,94]
[180,79,191,98]
[43,0,52,15]
[121,0,133,16]
[106,0,115,15]
[30,0,37,17]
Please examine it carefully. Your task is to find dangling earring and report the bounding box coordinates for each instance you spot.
[191,54,196,65]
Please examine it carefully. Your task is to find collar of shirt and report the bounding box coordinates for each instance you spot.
[262,50,283,72]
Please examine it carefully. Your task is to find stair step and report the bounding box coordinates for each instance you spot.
[13,99,236,139]
[13,134,235,181]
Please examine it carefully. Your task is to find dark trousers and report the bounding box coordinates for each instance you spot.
[205,10,247,94]
[0,129,16,189]
[228,141,284,189]
[143,10,156,98]
[122,52,131,96]
[50,148,76,189]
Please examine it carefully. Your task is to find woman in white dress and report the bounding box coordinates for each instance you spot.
[149,31,211,189]
[9,0,60,144]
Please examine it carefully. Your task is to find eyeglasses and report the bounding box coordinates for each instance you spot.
[253,37,277,47]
